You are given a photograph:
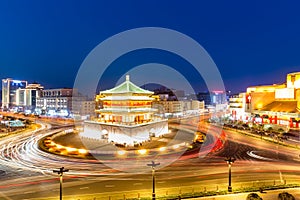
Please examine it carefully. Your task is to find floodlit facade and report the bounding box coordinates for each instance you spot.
[2,78,27,109]
[246,72,300,128]
[153,100,205,114]
[72,100,95,117]
[36,88,74,111]
[81,75,168,146]
[228,93,248,121]
[16,83,44,110]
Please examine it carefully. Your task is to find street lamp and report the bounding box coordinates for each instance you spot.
[147,161,160,200]
[53,167,69,200]
[225,157,236,192]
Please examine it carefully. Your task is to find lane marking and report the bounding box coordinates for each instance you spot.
[105,185,115,188]
[133,183,142,186]
[157,181,166,184]
[247,151,273,161]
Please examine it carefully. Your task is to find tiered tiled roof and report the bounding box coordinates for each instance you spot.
[100,75,153,95]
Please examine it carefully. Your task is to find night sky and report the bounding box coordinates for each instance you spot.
[1,1,300,95]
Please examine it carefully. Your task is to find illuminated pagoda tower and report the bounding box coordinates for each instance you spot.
[80,75,168,146]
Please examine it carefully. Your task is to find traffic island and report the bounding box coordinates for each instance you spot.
[38,128,203,161]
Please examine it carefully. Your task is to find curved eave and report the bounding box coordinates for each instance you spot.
[100,79,154,95]
[100,96,154,101]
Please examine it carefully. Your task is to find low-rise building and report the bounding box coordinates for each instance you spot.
[153,99,205,115]
[246,72,300,128]
[36,88,74,115]
[228,93,248,121]
[16,83,44,110]
[72,100,95,117]
[192,100,205,110]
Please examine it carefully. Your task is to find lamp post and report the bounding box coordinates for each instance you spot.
[147,161,160,200]
[225,157,236,192]
[53,167,69,200]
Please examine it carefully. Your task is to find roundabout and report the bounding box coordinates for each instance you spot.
[36,117,225,173]
[0,115,225,176]
[0,117,299,200]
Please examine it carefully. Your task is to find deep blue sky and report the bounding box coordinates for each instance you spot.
[0,1,300,94]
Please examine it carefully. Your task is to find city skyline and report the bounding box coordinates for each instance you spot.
[1,2,300,199]
[0,1,300,94]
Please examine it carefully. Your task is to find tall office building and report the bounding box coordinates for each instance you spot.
[2,78,27,109]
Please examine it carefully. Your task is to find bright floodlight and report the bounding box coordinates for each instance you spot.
[138,149,147,155]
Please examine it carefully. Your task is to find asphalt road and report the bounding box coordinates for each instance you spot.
[0,117,300,200]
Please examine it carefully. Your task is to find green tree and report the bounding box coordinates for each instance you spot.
[277,128,285,140]
[267,127,273,133]
[246,193,263,200]
[278,192,295,200]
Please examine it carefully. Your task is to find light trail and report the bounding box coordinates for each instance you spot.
[0,122,125,177]
[0,116,300,199]
[246,151,274,161]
